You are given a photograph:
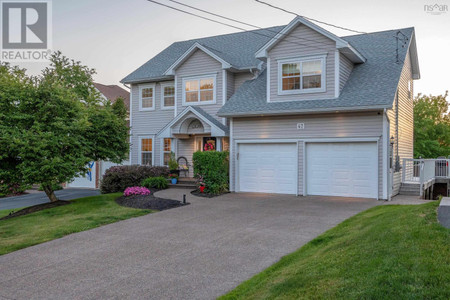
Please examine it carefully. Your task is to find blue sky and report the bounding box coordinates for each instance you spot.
[15,0,450,96]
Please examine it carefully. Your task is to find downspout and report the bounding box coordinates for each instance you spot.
[383,108,392,201]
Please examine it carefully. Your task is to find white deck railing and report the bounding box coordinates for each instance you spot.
[402,159,450,194]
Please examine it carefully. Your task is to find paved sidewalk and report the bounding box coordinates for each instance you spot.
[0,188,100,210]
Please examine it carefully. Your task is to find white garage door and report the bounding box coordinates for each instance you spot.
[238,143,297,194]
[306,142,378,198]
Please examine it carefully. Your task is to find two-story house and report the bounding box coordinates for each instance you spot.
[121,17,420,200]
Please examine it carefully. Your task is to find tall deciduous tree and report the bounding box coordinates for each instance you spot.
[414,92,450,158]
[0,52,129,202]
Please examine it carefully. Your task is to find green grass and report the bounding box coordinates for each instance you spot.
[0,193,152,255]
[220,202,450,299]
[0,207,26,218]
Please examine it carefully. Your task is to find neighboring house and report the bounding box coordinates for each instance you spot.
[121,16,420,200]
[67,83,130,189]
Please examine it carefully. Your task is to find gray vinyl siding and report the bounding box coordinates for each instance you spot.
[268,24,336,102]
[388,49,414,196]
[226,71,234,100]
[130,83,174,165]
[339,53,353,92]
[231,112,384,198]
[175,49,223,122]
[234,72,254,93]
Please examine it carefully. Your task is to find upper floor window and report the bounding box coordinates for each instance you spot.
[139,84,155,111]
[182,74,216,105]
[161,83,175,109]
[278,55,326,95]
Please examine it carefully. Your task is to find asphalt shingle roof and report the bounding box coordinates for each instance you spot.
[121,26,284,84]
[218,28,415,116]
[122,24,415,116]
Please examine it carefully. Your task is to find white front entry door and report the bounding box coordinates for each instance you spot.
[238,143,297,194]
[306,142,378,198]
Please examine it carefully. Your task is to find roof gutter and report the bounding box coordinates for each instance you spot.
[217,104,388,118]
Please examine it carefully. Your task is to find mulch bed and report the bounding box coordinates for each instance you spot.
[0,200,71,221]
[115,189,189,211]
[191,189,229,198]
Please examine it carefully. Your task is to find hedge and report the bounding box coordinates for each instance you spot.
[100,165,169,193]
[141,176,169,190]
[192,151,229,194]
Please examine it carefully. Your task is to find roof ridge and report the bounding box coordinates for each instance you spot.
[172,25,285,45]
[341,27,414,38]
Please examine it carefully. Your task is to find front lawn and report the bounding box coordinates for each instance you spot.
[0,193,152,255]
[221,201,450,299]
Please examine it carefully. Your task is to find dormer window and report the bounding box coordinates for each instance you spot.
[278,55,326,95]
[182,74,216,106]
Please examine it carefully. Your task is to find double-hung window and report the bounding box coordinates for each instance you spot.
[278,55,326,94]
[139,84,155,111]
[140,137,153,165]
[161,83,175,109]
[183,75,216,105]
[163,138,172,166]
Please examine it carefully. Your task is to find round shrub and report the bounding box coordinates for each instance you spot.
[123,186,151,196]
[141,176,169,190]
[100,165,169,193]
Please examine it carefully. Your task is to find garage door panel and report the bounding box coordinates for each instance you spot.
[238,143,297,194]
[306,142,377,199]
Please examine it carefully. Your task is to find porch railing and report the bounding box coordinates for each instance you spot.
[402,158,450,195]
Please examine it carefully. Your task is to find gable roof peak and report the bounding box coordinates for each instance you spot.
[255,16,365,63]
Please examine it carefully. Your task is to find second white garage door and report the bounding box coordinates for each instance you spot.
[238,143,297,194]
[306,142,378,198]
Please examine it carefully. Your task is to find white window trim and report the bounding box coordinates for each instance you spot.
[182,73,217,106]
[139,83,156,111]
[160,82,175,110]
[277,54,327,96]
[138,136,155,166]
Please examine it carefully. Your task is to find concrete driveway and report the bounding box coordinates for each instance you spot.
[0,188,100,210]
[0,190,379,299]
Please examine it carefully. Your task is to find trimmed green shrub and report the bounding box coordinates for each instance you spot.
[38,183,63,191]
[100,165,169,193]
[141,176,169,190]
[192,151,229,194]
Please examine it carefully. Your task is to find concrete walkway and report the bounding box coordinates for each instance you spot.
[0,191,381,299]
[0,188,100,210]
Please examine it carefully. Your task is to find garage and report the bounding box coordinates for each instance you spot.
[67,162,97,189]
[306,142,378,198]
[238,143,297,194]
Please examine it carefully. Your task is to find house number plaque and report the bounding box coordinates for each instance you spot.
[297,123,305,130]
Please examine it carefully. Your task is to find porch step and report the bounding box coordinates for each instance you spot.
[399,183,420,196]
[168,183,196,189]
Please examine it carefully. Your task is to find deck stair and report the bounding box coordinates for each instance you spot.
[399,182,421,196]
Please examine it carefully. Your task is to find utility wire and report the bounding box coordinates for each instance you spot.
[254,0,367,35]
[146,0,326,51]
[166,0,337,50]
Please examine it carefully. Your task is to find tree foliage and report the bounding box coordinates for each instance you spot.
[414,92,450,158]
[0,52,129,201]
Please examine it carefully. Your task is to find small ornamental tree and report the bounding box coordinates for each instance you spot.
[0,52,129,202]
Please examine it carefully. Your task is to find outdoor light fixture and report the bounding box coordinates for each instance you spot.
[183,194,186,204]
[390,136,395,145]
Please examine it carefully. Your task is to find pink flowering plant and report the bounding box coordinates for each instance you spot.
[123,186,151,196]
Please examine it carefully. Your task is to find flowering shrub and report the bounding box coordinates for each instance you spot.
[168,173,178,179]
[123,186,151,197]
[100,165,169,193]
